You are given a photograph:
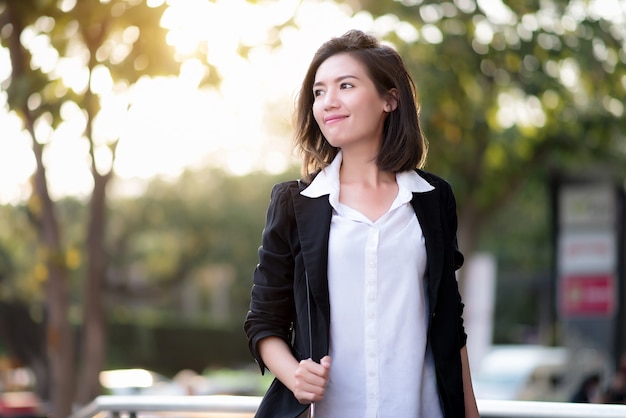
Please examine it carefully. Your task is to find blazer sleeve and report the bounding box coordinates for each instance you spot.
[445,181,464,272]
[443,180,468,349]
[244,181,297,373]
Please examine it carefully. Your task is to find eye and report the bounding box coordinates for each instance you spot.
[340,82,354,89]
[313,89,324,97]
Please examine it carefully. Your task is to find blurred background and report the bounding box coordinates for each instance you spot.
[0,0,625,417]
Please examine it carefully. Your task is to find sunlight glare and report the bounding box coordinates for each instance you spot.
[477,0,516,25]
[56,57,90,93]
[113,76,228,179]
[33,114,53,145]
[90,65,114,95]
[93,94,129,145]
[589,0,626,23]
[0,0,370,202]
[58,0,77,13]
[263,150,290,175]
[0,47,10,82]
[20,27,59,74]
[496,90,546,129]
[43,126,93,199]
[0,112,35,205]
[179,59,206,88]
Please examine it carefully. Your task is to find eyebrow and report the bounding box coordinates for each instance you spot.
[313,74,359,88]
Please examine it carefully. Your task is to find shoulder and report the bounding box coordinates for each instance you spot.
[269,179,310,199]
[271,180,301,194]
[267,180,310,214]
[271,170,322,196]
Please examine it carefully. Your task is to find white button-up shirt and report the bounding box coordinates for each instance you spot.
[301,152,443,418]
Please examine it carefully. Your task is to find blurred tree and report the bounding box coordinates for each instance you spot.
[104,166,299,324]
[0,0,223,414]
[351,0,626,290]
[2,166,301,382]
[0,205,48,398]
[0,300,48,397]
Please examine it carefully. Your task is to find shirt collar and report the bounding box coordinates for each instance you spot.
[300,151,342,198]
[300,151,435,198]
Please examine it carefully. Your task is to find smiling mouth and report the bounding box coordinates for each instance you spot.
[324,115,347,124]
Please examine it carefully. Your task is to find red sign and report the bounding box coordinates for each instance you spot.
[559,274,615,317]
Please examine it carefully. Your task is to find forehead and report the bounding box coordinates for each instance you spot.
[314,53,369,82]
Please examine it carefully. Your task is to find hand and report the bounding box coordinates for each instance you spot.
[293,356,332,404]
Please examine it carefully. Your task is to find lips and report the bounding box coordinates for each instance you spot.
[324,114,348,124]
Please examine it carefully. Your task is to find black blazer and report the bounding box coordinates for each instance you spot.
[244,170,467,418]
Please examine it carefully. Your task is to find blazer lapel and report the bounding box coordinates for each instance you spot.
[290,186,332,321]
[411,189,445,313]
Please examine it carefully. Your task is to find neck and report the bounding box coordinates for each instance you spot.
[339,150,394,187]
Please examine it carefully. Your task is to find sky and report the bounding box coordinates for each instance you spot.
[0,0,378,204]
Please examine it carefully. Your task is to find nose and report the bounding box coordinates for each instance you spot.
[322,88,339,110]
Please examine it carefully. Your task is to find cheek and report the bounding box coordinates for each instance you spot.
[312,102,324,127]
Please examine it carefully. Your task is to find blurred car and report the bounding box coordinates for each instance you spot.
[99,369,186,396]
[0,391,43,418]
[99,367,270,396]
[471,345,569,401]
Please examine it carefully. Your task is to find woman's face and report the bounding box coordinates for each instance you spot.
[312,53,393,152]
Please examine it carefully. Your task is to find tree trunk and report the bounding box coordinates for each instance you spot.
[77,171,111,405]
[33,141,76,418]
[4,4,76,415]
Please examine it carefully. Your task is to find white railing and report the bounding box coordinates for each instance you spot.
[71,395,626,418]
[478,399,626,417]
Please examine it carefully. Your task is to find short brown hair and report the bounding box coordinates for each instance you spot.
[294,29,427,182]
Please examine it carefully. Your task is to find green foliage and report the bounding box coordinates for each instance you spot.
[356,0,626,217]
[105,321,253,376]
[105,166,300,324]
[0,165,300,339]
[0,203,42,302]
[0,196,88,304]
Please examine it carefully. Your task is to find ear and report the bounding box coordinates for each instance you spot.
[384,88,399,112]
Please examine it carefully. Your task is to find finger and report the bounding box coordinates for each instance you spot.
[294,363,328,399]
[300,358,327,377]
[296,363,326,386]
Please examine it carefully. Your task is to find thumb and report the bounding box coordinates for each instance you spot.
[320,355,332,369]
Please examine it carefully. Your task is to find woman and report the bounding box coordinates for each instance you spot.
[244,29,480,418]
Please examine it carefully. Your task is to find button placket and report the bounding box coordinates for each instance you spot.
[364,226,379,412]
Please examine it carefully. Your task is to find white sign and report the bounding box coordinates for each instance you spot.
[558,230,616,274]
[559,184,615,227]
